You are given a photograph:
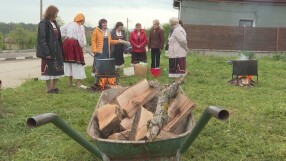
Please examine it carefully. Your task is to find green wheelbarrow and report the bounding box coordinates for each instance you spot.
[27,87,229,161]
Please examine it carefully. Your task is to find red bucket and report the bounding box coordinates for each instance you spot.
[150,68,161,77]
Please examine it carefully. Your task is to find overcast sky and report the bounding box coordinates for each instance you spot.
[0,0,178,29]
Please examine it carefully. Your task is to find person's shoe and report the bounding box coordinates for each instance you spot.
[46,88,58,94]
[79,85,88,89]
[51,88,59,94]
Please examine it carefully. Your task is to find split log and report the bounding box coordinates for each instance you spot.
[146,73,188,140]
[120,114,135,130]
[108,130,131,140]
[97,104,126,137]
[163,93,196,133]
[116,79,158,117]
[129,106,153,141]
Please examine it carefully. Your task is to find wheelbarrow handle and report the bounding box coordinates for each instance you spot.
[179,106,229,154]
[27,113,103,160]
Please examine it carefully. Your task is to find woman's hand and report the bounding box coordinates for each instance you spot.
[46,56,52,59]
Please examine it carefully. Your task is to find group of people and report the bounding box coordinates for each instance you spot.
[36,5,189,94]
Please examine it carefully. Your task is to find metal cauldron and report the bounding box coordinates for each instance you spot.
[95,58,115,75]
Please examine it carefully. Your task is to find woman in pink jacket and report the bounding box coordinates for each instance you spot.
[168,17,189,80]
[129,23,148,65]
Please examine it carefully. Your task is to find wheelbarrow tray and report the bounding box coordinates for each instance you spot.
[87,86,195,160]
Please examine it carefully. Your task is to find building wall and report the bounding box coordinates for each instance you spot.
[180,1,286,27]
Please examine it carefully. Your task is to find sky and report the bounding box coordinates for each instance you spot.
[0,0,178,29]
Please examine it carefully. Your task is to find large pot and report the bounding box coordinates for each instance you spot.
[95,58,115,75]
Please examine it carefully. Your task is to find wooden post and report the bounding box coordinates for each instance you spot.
[276,28,280,52]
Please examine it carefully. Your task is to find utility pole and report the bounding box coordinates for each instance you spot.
[127,18,129,41]
[40,0,43,21]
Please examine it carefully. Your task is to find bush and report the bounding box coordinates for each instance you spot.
[272,52,286,61]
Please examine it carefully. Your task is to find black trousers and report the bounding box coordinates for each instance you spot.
[151,48,161,68]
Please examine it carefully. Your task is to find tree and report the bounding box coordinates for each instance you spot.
[162,23,171,44]
[9,25,37,50]
[0,32,5,50]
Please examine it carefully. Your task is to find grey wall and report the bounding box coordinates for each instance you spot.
[180,1,286,27]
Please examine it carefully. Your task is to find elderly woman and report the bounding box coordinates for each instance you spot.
[148,19,164,77]
[168,17,189,80]
[36,5,64,94]
[61,13,87,89]
[129,23,148,65]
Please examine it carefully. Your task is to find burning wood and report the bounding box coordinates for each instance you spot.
[88,77,117,92]
[92,77,196,141]
[229,75,256,87]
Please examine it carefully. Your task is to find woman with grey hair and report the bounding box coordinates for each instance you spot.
[168,17,189,80]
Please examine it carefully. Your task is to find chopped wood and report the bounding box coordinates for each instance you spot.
[143,96,158,113]
[146,73,188,140]
[108,130,131,140]
[120,114,135,130]
[116,79,158,117]
[97,104,126,137]
[129,106,153,141]
[163,93,196,133]
[146,82,180,140]
[156,130,177,140]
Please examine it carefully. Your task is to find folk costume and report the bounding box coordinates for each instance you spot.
[110,29,127,68]
[91,19,119,76]
[168,24,188,78]
[37,19,64,80]
[61,13,87,80]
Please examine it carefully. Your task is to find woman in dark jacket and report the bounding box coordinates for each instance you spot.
[148,19,164,77]
[110,22,127,68]
[36,5,64,94]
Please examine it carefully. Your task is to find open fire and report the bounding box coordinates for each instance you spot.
[89,77,117,92]
[228,75,255,87]
[228,55,258,87]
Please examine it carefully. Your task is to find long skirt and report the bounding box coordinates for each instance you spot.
[39,58,64,80]
[62,39,85,65]
[169,57,186,78]
[131,52,147,64]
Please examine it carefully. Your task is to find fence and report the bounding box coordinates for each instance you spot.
[185,24,286,51]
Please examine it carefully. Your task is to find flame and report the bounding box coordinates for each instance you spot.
[98,77,117,90]
[247,75,253,80]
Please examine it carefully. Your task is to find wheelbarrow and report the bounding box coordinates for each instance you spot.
[27,87,229,161]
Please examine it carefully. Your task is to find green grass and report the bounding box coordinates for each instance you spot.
[0,53,285,161]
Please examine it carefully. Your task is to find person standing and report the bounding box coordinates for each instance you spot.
[168,17,189,81]
[129,23,147,65]
[61,13,87,89]
[91,19,127,76]
[36,5,64,94]
[148,19,164,77]
[110,22,127,69]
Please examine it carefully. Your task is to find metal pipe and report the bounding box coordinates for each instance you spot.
[27,113,103,160]
[179,106,229,154]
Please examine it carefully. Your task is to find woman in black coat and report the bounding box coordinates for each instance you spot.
[36,5,64,94]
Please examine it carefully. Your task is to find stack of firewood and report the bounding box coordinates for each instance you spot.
[92,79,196,141]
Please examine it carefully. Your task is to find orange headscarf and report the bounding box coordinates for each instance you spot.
[74,13,85,24]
